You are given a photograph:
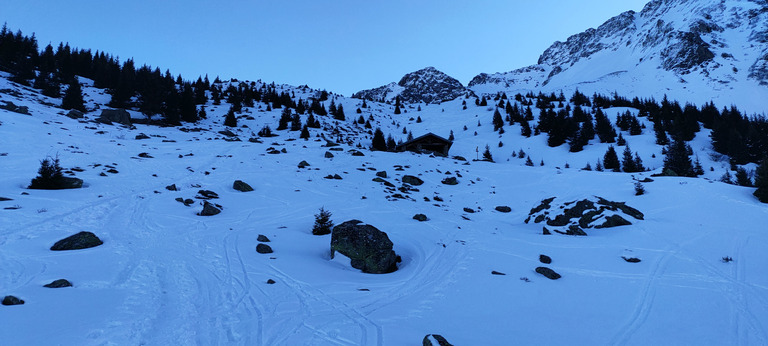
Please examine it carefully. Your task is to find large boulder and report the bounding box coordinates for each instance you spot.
[233,180,253,192]
[44,279,73,288]
[1,295,24,306]
[199,201,221,216]
[535,266,561,280]
[525,196,643,235]
[97,109,131,126]
[65,110,84,119]
[50,231,103,251]
[330,220,400,274]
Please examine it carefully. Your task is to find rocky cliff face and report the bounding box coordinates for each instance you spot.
[469,0,768,111]
[353,67,466,104]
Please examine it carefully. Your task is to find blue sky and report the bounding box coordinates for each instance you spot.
[2,0,649,95]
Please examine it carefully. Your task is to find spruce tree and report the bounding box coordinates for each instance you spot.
[663,138,695,177]
[300,124,310,140]
[29,156,64,189]
[603,146,621,172]
[312,207,334,235]
[224,107,237,127]
[482,145,493,162]
[372,128,386,151]
[754,157,768,203]
[61,78,86,112]
[492,108,504,131]
[735,167,752,187]
[290,113,302,131]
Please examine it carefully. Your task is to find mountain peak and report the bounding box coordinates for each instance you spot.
[354,67,466,104]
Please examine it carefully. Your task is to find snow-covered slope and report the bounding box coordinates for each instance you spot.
[352,67,467,105]
[1,64,767,345]
[470,0,768,113]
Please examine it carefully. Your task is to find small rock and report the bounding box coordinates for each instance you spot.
[51,231,103,251]
[622,256,642,263]
[324,151,334,158]
[402,175,424,186]
[1,295,24,306]
[256,243,273,254]
[350,150,365,156]
[197,190,219,199]
[138,152,153,158]
[441,177,458,185]
[462,207,475,213]
[135,133,150,140]
[199,201,221,216]
[535,266,561,280]
[376,171,387,178]
[44,279,72,288]
[298,160,310,169]
[491,271,506,275]
[266,279,276,284]
[333,174,343,180]
[413,214,428,222]
[233,180,254,192]
[257,234,271,242]
[539,254,552,264]
[495,206,512,213]
[65,109,84,119]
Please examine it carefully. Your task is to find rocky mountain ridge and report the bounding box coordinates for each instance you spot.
[469,0,768,112]
[352,67,467,104]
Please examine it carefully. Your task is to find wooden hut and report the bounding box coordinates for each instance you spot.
[395,132,453,156]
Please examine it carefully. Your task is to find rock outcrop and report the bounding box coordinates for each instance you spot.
[330,220,400,274]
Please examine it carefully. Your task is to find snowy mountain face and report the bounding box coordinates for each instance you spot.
[352,67,467,104]
[469,0,768,113]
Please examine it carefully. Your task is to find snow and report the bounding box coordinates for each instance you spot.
[1,71,768,346]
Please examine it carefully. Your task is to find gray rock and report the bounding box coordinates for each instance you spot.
[539,254,552,264]
[330,220,400,274]
[257,234,270,242]
[422,334,453,346]
[165,184,178,191]
[44,279,73,288]
[298,160,310,169]
[324,151,335,158]
[596,214,632,228]
[376,171,387,178]
[535,266,561,280]
[256,243,273,254]
[233,180,254,192]
[66,110,84,119]
[135,133,150,140]
[97,109,131,126]
[1,295,24,306]
[51,231,103,251]
[199,201,221,216]
[622,256,642,263]
[495,206,512,213]
[463,207,475,213]
[413,214,428,222]
[441,177,458,185]
[197,190,219,199]
[402,175,424,186]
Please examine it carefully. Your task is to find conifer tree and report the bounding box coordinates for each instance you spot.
[483,145,493,162]
[300,124,310,140]
[663,138,695,177]
[492,108,504,131]
[372,128,387,151]
[622,146,641,173]
[386,135,396,152]
[448,130,455,141]
[180,83,198,123]
[224,107,237,127]
[754,157,768,203]
[29,156,65,189]
[735,167,752,187]
[290,113,302,131]
[277,108,291,130]
[603,146,621,172]
[61,78,86,112]
[312,207,334,235]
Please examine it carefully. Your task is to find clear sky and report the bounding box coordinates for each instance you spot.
[1,0,649,96]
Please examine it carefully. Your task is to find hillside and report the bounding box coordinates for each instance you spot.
[469,0,768,114]
[2,63,768,344]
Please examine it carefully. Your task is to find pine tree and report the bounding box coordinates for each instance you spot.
[372,128,387,151]
[663,138,695,177]
[277,108,291,130]
[61,78,86,112]
[594,108,617,143]
[754,157,768,203]
[29,156,64,189]
[312,207,334,235]
[603,146,621,172]
[621,146,640,173]
[180,83,198,123]
[386,135,396,152]
[290,113,302,131]
[525,156,534,166]
[300,124,310,140]
[735,167,752,187]
[482,145,493,162]
[224,107,237,127]
[448,130,455,141]
[492,108,504,131]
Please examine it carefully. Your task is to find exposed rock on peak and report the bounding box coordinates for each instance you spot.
[353,67,466,104]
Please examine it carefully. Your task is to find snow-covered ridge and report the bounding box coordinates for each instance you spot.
[352,67,467,104]
[469,0,768,113]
